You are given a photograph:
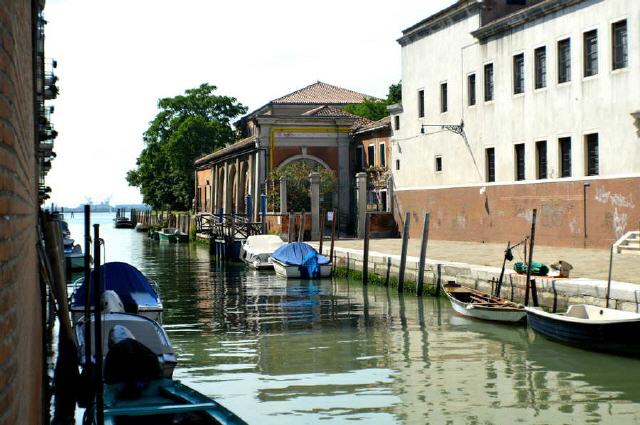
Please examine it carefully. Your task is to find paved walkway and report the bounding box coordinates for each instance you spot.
[325,238,640,284]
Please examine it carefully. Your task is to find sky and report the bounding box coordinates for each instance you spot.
[44,0,456,207]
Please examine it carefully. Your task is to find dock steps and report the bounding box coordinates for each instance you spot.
[614,231,640,255]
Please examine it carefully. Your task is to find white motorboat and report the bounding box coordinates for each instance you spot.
[240,235,285,269]
[73,312,177,379]
[444,282,526,323]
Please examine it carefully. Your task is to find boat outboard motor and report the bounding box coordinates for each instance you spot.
[104,325,162,399]
[101,290,125,314]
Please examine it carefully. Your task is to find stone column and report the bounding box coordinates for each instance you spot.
[234,157,241,213]
[309,172,321,240]
[355,172,367,239]
[387,175,394,214]
[337,134,350,234]
[224,162,232,214]
[279,177,287,213]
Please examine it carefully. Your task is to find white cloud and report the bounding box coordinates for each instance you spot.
[44,0,455,207]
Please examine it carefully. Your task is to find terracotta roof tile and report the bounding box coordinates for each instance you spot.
[352,116,391,133]
[272,81,374,104]
[195,136,256,166]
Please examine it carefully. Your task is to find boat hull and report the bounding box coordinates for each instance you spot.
[101,378,248,425]
[272,259,332,279]
[526,307,640,355]
[444,286,525,323]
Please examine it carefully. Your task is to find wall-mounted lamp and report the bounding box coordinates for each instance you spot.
[421,120,465,135]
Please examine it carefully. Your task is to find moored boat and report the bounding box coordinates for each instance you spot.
[73,312,177,380]
[444,282,526,323]
[158,227,189,243]
[240,235,285,269]
[70,261,163,324]
[270,242,332,278]
[525,304,640,356]
[135,222,149,232]
[114,216,134,229]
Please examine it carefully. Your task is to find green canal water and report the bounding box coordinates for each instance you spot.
[68,213,640,424]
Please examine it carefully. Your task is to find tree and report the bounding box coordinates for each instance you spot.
[343,97,389,121]
[387,81,402,104]
[126,84,247,210]
[269,160,337,212]
[342,81,402,121]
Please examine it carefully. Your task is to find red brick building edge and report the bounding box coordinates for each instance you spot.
[393,177,640,249]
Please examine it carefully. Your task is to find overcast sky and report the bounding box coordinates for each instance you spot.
[44,0,455,207]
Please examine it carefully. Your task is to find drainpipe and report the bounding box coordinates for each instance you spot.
[583,181,590,248]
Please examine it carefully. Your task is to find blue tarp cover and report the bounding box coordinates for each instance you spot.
[71,262,159,311]
[272,243,330,278]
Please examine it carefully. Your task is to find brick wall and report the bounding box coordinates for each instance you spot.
[0,1,44,424]
[394,177,640,249]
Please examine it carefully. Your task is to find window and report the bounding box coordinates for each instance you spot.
[468,74,476,106]
[585,133,599,176]
[559,137,572,177]
[486,148,495,182]
[394,115,400,130]
[536,140,547,179]
[534,46,547,89]
[484,63,494,101]
[379,143,386,167]
[583,30,598,77]
[515,143,525,180]
[612,20,628,70]
[395,159,400,170]
[513,53,524,94]
[367,144,375,167]
[435,155,443,172]
[356,145,364,171]
[558,38,571,83]
[440,83,448,113]
[418,90,425,117]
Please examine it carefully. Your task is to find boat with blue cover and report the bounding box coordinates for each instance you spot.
[70,261,163,324]
[270,242,332,278]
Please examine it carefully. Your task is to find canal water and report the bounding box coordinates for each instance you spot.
[68,213,640,424]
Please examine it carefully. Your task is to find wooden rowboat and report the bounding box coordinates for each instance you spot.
[443,282,526,323]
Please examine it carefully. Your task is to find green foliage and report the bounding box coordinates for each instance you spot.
[387,81,402,104]
[269,160,337,212]
[126,84,247,210]
[343,97,389,121]
[342,82,402,121]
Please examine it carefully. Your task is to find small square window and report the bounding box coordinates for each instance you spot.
[559,137,572,177]
[612,20,628,70]
[558,38,571,83]
[585,133,599,176]
[513,53,524,94]
[418,90,425,118]
[395,159,400,170]
[468,74,476,106]
[484,63,494,101]
[394,115,400,130]
[486,148,495,182]
[435,156,443,172]
[440,83,448,113]
[583,30,598,77]
[534,47,547,89]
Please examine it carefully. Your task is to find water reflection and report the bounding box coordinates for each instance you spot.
[66,213,640,424]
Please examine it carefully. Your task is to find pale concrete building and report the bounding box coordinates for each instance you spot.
[391,0,640,248]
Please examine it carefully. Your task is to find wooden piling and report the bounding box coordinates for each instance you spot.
[398,212,411,293]
[495,241,510,297]
[524,209,538,307]
[606,244,614,308]
[416,212,430,296]
[363,213,370,285]
[288,211,294,242]
[298,210,306,242]
[318,209,325,253]
[329,209,337,267]
[93,224,105,425]
[83,205,92,395]
[435,263,442,296]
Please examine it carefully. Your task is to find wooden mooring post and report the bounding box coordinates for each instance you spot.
[495,241,511,297]
[318,209,325,253]
[606,244,614,308]
[398,212,411,293]
[288,211,294,242]
[524,209,538,307]
[362,213,370,285]
[416,212,430,296]
[298,210,306,242]
[329,209,337,268]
